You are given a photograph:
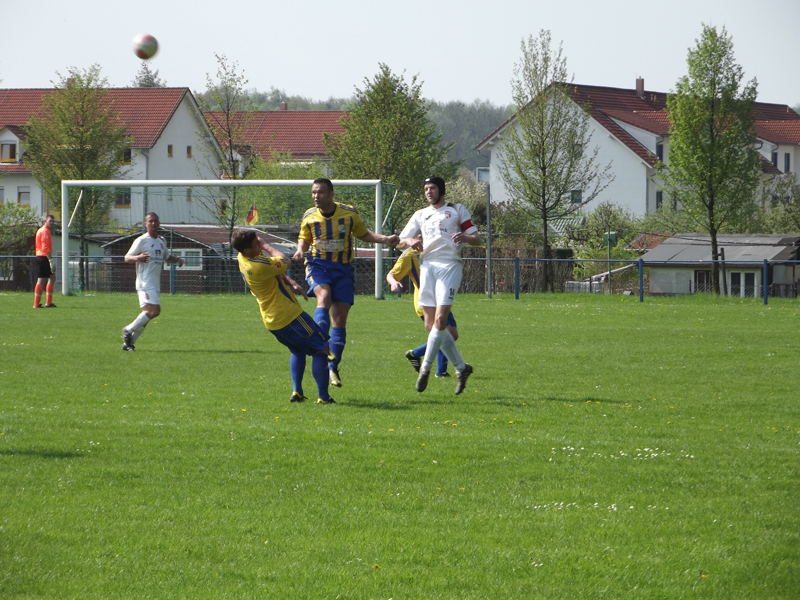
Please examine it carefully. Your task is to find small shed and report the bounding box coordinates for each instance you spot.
[641,233,800,297]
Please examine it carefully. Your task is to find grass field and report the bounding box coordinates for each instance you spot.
[1,291,798,599]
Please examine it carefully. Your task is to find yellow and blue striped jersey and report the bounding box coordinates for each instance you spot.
[237,252,302,330]
[298,203,368,265]
[389,248,423,318]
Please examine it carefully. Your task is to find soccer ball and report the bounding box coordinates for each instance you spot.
[132,34,159,60]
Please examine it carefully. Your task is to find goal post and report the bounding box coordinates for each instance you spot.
[60,179,392,298]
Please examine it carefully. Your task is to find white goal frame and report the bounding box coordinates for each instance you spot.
[60,179,386,297]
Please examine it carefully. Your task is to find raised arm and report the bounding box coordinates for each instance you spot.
[357,230,399,248]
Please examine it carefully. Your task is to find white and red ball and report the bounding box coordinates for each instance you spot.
[132,34,159,60]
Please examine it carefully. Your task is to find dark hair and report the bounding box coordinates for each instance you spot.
[313,177,333,192]
[231,228,258,253]
[424,176,445,197]
[145,212,160,221]
[45,214,55,221]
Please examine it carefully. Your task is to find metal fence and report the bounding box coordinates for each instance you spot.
[2,254,798,304]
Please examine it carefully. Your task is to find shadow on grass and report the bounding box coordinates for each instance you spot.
[483,395,631,407]
[344,399,414,410]
[0,449,84,459]
[147,349,266,354]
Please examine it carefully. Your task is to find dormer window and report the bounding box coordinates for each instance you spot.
[118,148,132,164]
[1,142,17,163]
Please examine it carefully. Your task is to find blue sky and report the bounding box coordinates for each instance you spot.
[4,0,799,108]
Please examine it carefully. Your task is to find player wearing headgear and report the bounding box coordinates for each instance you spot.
[234,228,335,404]
[386,241,459,378]
[293,178,399,388]
[397,176,481,395]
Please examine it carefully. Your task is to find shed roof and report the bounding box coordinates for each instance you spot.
[641,233,800,265]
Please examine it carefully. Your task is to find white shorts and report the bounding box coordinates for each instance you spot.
[418,261,463,307]
[137,287,160,308]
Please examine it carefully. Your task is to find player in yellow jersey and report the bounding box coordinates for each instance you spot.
[386,243,459,378]
[233,228,335,404]
[293,178,399,387]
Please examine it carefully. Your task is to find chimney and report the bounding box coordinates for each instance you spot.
[279,102,287,111]
[635,77,644,98]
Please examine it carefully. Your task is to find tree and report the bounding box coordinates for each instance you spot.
[23,65,130,290]
[131,62,166,88]
[757,173,800,233]
[659,25,761,294]
[498,31,614,291]
[323,64,458,230]
[242,152,325,224]
[195,54,257,247]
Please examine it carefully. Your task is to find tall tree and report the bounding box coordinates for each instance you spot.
[659,24,761,294]
[323,64,458,230]
[23,65,130,289]
[498,30,614,291]
[131,62,166,88]
[195,54,257,247]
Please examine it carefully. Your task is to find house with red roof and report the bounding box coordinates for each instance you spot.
[203,104,346,175]
[0,87,222,222]
[475,78,800,217]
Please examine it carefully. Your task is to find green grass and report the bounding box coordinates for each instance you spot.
[1,291,798,599]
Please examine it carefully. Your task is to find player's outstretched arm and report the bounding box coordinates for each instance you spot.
[397,237,423,251]
[283,274,307,300]
[386,270,403,293]
[452,231,482,246]
[358,231,399,248]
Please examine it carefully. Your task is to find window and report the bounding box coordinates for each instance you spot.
[772,151,778,167]
[167,187,173,201]
[18,186,30,205]
[186,145,192,158]
[164,249,202,271]
[1,142,17,162]
[186,188,192,201]
[118,148,132,164]
[115,188,131,208]
[656,143,664,162]
[656,191,663,210]
[0,186,4,204]
[475,167,490,183]
[730,272,741,297]
[167,144,173,157]
[570,190,582,204]
[694,270,711,293]
[785,153,791,173]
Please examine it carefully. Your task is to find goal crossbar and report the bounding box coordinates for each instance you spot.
[60,179,386,297]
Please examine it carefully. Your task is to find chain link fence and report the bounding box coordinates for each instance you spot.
[2,254,798,302]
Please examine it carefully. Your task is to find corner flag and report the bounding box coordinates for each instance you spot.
[245,202,258,225]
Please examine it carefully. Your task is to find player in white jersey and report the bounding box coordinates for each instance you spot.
[397,176,481,395]
[121,213,183,351]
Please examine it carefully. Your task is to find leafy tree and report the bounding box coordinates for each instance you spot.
[658,24,761,294]
[0,202,39,253]
[756,173,800,233]
[323,64,458,230]
[23,65,130,289]
[131,62,166,88]
[427,99,513,171]
[242,152,325,224]
[498,30,614,291]
[196,54,257,246]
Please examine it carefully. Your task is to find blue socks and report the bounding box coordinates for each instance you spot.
[412,343,427,358]
[290,352,306,396]
[312,353,330,400]
[330,327,346,365]
[314,307,331,333]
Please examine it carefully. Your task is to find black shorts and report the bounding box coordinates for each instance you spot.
[36,256,52,279]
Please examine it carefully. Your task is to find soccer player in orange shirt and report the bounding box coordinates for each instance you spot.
[34,214,56,308]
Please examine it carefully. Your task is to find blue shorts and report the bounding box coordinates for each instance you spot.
[270,311,330,356]
[420,312,457,327]
[305,258,355,305]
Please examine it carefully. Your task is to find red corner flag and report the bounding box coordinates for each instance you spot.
[245,202,258,225]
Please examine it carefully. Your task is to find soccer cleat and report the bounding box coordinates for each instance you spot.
[454,364,473,395]
[289,392,307,403]
[122,343,135,352]
[316,397,336,405]
[44,303,57,308]
[415,370,430,393]
[405,350,421,372]
[328,363,342,388]
[435,372,451,378]
[122,329,135,352]
[33,304,42,309]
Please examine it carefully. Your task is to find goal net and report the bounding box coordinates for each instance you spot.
[59,179,399,297]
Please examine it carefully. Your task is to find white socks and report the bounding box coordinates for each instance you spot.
[421,328,466,373]
[125,312,151,343]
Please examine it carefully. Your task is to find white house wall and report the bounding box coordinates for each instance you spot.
[485,116,653,217]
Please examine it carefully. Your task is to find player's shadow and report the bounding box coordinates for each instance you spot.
[345,399,413,410]
[484,395,630,407]
[148,349,266,354]
[0,448,83,459]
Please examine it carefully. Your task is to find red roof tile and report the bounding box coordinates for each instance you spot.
[755,120,800,144]
[204,110,346,160]
[0,87,191,148]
